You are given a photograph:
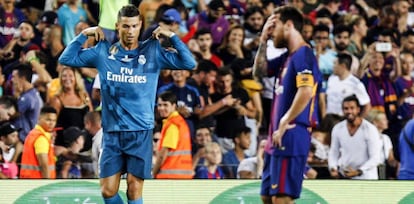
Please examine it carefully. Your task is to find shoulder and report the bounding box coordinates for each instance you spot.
[332,120,346,131]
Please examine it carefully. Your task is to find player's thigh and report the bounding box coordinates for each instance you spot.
[122,130,153,179]
[100,132,124,178]
[100,172,122,197]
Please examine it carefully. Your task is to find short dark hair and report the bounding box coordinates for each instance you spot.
[217,68,234,78]
[196,60,218,74]
[40,106,57,115]
[333,24,352,36]
[0,95,18,110]
[233,126,251,140]
[342,94,360,108]
[194,28,212,39]
[158,91,177,105]
[13,63,33,82]
[244,6,264,20]
[118,4,140,21]
[336,53,352,70]
[274,6,304,32]
[313,24,330,35]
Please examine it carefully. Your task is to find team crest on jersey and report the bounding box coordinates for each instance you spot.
[138,55,146,65]
[108,45,118,60]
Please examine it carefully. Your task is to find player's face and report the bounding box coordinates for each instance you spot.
[271,14,287,48]
[116,16,142,47]
[38,113,57,132]
[157,98,176,118]
[342,101,360,123]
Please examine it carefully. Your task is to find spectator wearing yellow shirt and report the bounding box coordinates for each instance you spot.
[20,106,57,179]
[153,91,193,179]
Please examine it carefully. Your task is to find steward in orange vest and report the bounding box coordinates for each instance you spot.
[20,106,57,178]
[154,92,193,178]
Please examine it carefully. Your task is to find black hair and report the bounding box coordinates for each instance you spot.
[342,94,361,108]
[0,95,18,110]
[118,4,140,21]
[194,28,212,39]
[244,6,264,20]
[40,106,57,115]
[13,63,33,82]
[333,24,352,36]
[158,91,177,105]
[233,126,251,140]
[313,24,330,35]
[336,53,352,70]
[196,60,218,74]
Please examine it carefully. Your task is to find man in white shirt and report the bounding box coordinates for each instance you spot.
[84,111,102,177]
[328,95,380,179]
[326,53,371,116]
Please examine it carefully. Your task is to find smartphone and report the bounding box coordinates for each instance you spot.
[375,42,392,52]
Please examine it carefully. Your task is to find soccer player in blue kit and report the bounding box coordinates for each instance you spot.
[59,5,196,204]
[253,6,322,204]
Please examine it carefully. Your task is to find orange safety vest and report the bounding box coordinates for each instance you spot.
[20,125,56,179]
[156,113,193,179]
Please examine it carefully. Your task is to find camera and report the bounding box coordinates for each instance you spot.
[375,42,392,52]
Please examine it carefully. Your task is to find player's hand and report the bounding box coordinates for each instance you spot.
[260,14,277,43]
[81,26,105,41]
[152,26,174,40]
[272,116,295,148]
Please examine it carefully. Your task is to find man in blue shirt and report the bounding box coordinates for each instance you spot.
[59,4,196,204]
[253,6,322,204]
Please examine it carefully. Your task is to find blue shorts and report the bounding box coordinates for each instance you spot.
[99,130,152,179]
[269,155,306,199]
[260,152,272,196]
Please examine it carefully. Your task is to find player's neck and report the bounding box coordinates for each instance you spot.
[121,42,139,51]
[288,36,307,54]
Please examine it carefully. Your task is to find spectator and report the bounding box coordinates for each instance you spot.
[10,63,43,142]
[57,0,88,45]
[187,0,230,49]
[41,25,64,79]
[398,118,414,180]
[153,91,193,179]
[0,122,20,178]
[191,125,213,170]
[24,50,52,101]
[210,68,256,153]
[347,15,368,59]
[141,8,182,43]
[152,125,161,169]
[366,109,398,179]
[312,24,336,87]
[193,29,223,68]
[401,30,414,54]
[333,24,360,74]
[1,20,40,73]
[243,6,265,56]
[83,111,102,178]
[395,52,414,125]
[56,126,86,178]
[328,95,380,179]
[326,53,371,116]
[237,139,266,179]
[0,95,18,123]
[157,69,203,138]
[365,5,399,46]
[216,24,253,66]
[49,67,92,148]
[194,142,224,179]
[222,125,251,178]
[20,106,57,179]
[33,11,58,47]
[0,0,26,48]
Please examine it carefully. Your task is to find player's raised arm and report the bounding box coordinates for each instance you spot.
[59,27,104,68]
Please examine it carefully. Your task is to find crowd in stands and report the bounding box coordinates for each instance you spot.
[0,0,414,180]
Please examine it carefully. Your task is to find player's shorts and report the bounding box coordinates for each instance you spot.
[269,155,307,199]
[260,151,272,196]
[99,130,152,179]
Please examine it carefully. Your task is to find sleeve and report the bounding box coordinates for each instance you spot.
[356,82,371,106]
[359,124,381,172]
[293,48,316,88]
[383,134,393,159]
[328,125,340,170]
[34,136,50,154]
[58,34,100,68]
[158,35,196,71]
[161,124,180,149]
